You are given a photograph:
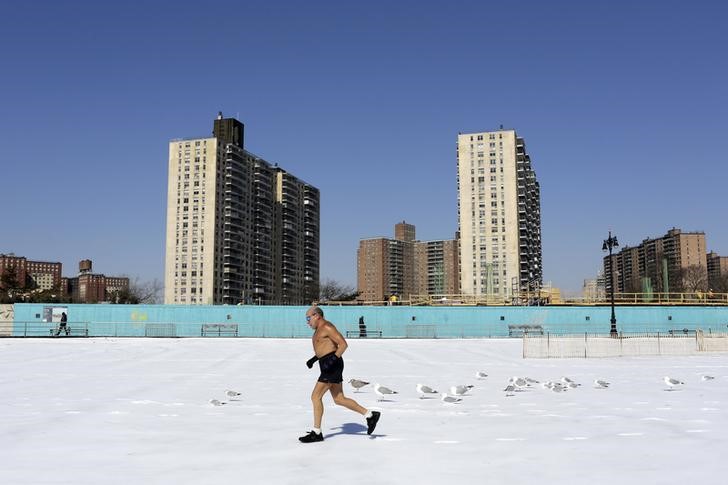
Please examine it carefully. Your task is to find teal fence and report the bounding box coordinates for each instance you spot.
[5,303,728,338]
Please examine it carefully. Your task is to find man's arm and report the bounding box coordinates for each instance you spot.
[327,324,348,358]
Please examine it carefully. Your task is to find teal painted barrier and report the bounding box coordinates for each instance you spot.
[9,303,728,338]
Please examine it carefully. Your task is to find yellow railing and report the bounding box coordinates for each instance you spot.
[565,292,728,306]
[322,292,728,306]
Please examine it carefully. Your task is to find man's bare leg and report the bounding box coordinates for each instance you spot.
[330,383,381,435]
[299,382,330,443]
[329,383,367,415]
[311,381,331,429]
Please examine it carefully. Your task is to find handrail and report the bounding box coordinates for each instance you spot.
[321,291,728,306]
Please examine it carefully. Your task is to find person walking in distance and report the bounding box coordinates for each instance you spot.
[56,312,69,336]
[299,306,380,443]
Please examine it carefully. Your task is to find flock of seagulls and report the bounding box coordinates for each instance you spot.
[662,375,715,390]
[209,389,242,406]
[336,371,719,406]
[208,374,718,406]
[348,379,478,404]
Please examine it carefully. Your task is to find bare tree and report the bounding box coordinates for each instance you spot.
[111,276,163,304]
[710,274,728,293]
[679,265,708,293]
[319,278,359,302]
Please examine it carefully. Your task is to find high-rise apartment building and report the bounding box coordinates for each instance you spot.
[414,239,460,296]
[164,114,319,305]
[604,228,707,294]
[707,251,728,291]
[357,222,459,301]
[456,128,542,298]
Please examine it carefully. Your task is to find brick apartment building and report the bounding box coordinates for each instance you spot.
[357,222,459,301]
[62,259,130,303]
[0,253,62,292]
[604,228,711,294]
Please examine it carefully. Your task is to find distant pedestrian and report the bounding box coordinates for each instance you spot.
[56,312,69,336]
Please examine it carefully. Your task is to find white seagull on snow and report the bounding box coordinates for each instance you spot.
[416,384,439,399]
[663,376,685,390]
[374,383,398,401]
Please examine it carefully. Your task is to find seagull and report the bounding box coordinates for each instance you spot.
[225,390,242,399]
[374,383,398,401]
[209,399,226,406]
[551,383,567,393]
[503,384,516,397]
[664,376,685,390]
[509,376,529,388]
[561,376,580,386]
[441,393,462,404]
[475,371,488,380]
[525,377,540,385]
[541,381,555,390]
[594,380,610,389]
[450,385,474,396]
[348,379,370,392]
[701,375,715,381]
[416,383,439,399]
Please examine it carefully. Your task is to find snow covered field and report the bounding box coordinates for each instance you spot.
[1,337,727,484]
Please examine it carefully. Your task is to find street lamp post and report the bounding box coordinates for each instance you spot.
[602,231,619,337]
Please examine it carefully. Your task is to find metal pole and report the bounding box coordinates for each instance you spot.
[603,231,619,337]
[610,244,617,337]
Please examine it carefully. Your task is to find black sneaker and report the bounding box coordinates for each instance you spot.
[366,411,381,435]
[298,430,324,443]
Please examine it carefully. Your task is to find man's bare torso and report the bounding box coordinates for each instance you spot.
[312,321,338,357]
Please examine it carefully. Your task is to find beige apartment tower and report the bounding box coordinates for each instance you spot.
[164,114,319,305]
[456,128,542,298]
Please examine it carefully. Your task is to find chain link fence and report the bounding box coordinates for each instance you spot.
[523,329,728,358]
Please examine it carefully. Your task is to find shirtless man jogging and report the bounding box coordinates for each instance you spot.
[299,306,380,443]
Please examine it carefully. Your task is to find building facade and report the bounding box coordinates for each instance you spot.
[604,228,708,295]
[582,271,606,301]
[357,222,459,301]
[456,128,542,298]
[0,254,62,292]
[707,251,728,291]
[164,114,319,305]
[414,239,460,296]
[63,260,130,303]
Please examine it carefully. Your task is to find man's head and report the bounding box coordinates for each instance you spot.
[305,306,324,329]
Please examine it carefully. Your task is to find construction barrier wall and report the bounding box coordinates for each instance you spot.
[3,303,728,339]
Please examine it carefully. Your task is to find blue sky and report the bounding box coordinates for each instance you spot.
[1,1,726,295]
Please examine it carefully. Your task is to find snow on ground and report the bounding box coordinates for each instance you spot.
[1,337,727,484]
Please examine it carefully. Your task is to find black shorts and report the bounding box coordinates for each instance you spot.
[318,352,344,384]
